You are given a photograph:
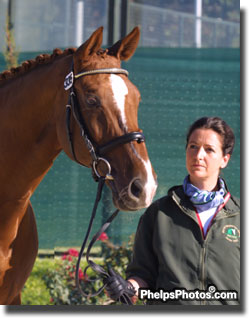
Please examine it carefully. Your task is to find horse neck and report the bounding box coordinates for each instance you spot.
[0,56,70,201]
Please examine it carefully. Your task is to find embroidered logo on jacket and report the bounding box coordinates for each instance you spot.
[222,225,240,243]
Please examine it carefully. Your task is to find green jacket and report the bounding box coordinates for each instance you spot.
[126,185,240,305]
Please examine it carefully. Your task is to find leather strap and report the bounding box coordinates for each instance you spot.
[65,63,145,167]
[75,179,119,294]
[64,64,140,304]
[75,178,135,304]
[97,132,145,156]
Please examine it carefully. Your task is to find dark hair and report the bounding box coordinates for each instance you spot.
[186,117,235,156]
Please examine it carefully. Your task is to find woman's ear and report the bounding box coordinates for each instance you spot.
[221,154,231,169]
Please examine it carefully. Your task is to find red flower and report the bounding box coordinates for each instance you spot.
[97,232,109,241]
[68,248,79,257]
[78,269,84,280]
[78,269,88,282]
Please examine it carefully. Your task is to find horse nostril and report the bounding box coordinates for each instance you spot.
[130,178,143,199]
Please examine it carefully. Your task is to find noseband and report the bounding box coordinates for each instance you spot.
[64,66,145,180]
[63,65,145,304]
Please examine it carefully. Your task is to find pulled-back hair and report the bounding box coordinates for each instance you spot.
[186,117,235,156]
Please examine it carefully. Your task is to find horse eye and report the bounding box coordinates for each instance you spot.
[85,95,100,108]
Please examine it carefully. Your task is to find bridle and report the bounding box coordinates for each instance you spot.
[63,65,145,304]
[64,65,145,180]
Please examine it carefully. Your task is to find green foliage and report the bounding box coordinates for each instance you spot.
[102,234,135,277]
[42,248,111,305]
[22,259,54,305]
[22,234,139,305]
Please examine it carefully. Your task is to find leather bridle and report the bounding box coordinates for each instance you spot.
[63,65,145,304]
[64,65,145,180]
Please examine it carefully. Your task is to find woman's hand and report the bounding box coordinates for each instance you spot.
[128,277,149,303]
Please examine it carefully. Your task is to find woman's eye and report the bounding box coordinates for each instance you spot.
[86,95,100,107]
[189,144,197,149]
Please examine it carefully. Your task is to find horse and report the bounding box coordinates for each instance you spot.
[0,26,157,305]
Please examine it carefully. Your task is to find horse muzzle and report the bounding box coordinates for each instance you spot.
[110,176,158,211]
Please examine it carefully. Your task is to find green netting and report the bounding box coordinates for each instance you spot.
[0,48,240,249]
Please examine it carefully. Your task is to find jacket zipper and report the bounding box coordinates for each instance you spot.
[172,195,207,304]
[172,195,207,303]
[200,241,206,305]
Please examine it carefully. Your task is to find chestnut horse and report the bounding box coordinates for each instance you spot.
[0,27,157,305]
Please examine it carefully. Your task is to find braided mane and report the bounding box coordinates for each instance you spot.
[0,47,76,86]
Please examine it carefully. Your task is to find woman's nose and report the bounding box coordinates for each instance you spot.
[196,147,205,159]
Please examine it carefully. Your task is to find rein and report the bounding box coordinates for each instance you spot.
[64,65,144,304]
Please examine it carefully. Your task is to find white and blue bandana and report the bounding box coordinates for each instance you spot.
[183,176,226,211]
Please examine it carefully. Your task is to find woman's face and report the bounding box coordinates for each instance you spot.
[186,128,230,188]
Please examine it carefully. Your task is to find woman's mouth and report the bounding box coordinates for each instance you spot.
[193,163,205,168]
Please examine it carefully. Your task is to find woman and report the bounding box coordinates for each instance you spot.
[126,117,240,305]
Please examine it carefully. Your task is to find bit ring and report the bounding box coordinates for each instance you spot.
[93,157,113,180]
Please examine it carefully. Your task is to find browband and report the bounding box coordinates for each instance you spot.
[75,68,129,79]
[64,68,129,90]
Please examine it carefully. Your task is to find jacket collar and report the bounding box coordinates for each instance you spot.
[169,184,239,218]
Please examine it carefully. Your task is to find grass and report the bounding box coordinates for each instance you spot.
[21,258,55,305]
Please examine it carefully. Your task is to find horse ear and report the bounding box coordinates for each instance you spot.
[108,27,140,61]
[75,26,103,60]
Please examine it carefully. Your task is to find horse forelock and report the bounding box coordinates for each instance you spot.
[0,47,76,87]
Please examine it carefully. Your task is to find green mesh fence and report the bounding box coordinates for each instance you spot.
[0,48,240,249]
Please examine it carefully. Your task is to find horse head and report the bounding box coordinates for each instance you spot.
[58,27,157,211]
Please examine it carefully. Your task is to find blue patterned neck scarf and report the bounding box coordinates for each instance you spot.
[183,176,226,211]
